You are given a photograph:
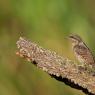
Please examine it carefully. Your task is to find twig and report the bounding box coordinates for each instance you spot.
[16,37,95,95]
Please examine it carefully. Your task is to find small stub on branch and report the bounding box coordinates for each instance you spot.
[16,37,95,95]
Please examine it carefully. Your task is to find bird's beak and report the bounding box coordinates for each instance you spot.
[65,36,71,40]
[64,37,68,41]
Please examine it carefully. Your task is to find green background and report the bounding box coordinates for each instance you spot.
[0,0,95,95]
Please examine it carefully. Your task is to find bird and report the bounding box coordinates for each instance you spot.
[68,34,95,67]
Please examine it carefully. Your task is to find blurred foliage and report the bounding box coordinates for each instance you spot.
[0,0,95,95]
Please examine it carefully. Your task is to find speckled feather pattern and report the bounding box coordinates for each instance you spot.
[74,44,95,65]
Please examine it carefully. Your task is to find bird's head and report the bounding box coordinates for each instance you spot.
[68,34,82,46]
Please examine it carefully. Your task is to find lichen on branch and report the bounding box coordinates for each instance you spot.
[16,37,95,95]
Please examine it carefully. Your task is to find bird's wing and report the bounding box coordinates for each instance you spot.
[74,44,94,64]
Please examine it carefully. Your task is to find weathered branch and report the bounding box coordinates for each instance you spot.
[16,37,95,95]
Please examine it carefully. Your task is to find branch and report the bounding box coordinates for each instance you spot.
[16,37,95,95]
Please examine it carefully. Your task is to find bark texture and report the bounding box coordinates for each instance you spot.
[16,37,95,95]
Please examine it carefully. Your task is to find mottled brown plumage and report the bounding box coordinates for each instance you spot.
[69,34,95,66]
